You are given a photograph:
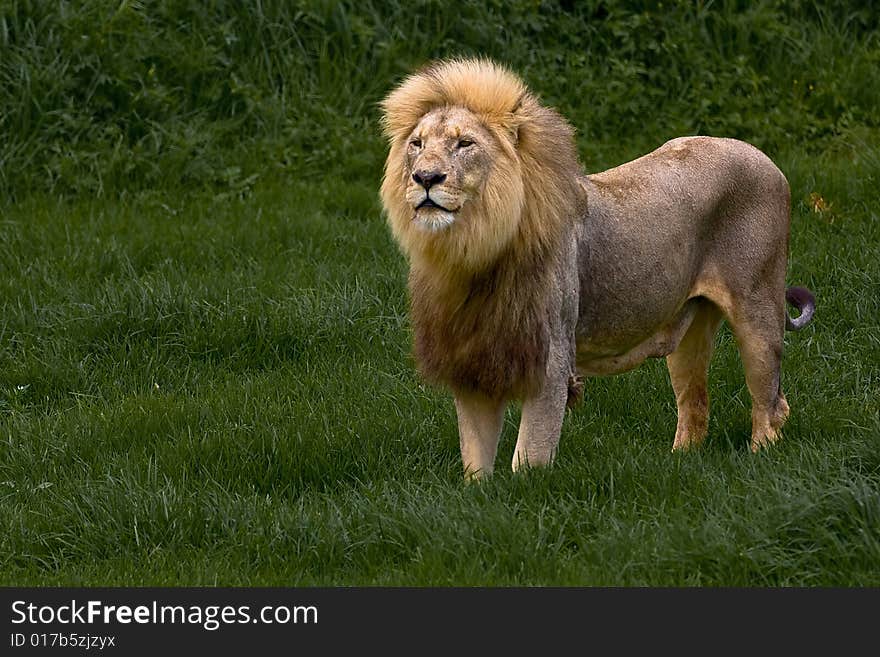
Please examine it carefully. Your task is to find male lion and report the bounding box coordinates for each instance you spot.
[379,58,815,478]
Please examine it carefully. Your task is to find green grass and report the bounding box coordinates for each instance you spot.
[1,137,878,586]
[0,1,879,585]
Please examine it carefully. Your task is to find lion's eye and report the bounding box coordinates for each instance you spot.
[410,138,422,148]
[457,139,474,148]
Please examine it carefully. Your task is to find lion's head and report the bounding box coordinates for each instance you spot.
[380,58,584,274]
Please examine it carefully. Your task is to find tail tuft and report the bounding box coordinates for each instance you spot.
[785,286,816,331]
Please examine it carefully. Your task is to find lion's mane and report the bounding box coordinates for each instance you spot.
[379,58,586,400]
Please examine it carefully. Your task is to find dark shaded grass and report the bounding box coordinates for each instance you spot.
[1,138,878,585]
[2,1,879,196]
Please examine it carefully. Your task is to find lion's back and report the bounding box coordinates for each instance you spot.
[586,135,789,238]
[590,136,787,197]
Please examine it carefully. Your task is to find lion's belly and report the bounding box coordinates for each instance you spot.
[575,298,700,376]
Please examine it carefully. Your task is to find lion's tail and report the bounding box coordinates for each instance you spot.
[785,286,816,331]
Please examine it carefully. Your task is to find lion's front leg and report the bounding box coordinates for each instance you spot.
[454,392,506,480]
[511,347,570,472]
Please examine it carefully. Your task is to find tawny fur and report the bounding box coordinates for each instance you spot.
[379,58,815,477]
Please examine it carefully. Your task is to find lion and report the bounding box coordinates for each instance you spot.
[379,58,815,479]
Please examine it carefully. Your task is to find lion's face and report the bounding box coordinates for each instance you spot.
[403,107,495,233]
[381,105,526,272]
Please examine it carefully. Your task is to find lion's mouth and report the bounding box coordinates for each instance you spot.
[416,196,454,212]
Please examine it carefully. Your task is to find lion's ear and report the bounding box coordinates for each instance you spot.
[505,123,521,147]
[504,93,528,147]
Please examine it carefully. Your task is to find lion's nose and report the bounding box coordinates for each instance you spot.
[412,170,447,190]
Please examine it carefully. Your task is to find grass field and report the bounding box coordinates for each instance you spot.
[1,2,879,586]
[2,142,878,586]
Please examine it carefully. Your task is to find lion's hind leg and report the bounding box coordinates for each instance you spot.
[727,295,790,452]
[667,299,724,451]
